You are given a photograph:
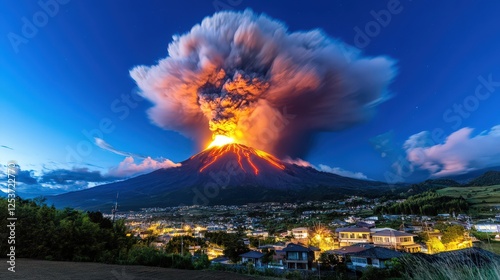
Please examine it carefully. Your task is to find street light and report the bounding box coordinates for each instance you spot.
[181,224,191,255]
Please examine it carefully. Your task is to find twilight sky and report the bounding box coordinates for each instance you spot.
[1,0,500,197]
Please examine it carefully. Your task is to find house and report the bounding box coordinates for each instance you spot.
[283,243,318,270]
[326,243,374,261]
[371,230,421,253]
[406,224,424,233]
[258,242,286,251]
[348,247,403,269]
[290,227,309,239]
[240,251,265,267]
[248,230,269,238]
[474,223,500,233]
[437,213,451,219]
[336,227,371,247]
[272,249,286,266]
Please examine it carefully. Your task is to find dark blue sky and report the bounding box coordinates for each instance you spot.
[2,0,500,196]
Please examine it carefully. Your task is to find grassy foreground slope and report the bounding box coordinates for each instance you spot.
[2,259,267,280]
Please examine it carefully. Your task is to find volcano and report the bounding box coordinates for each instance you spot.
[48,144,388,211]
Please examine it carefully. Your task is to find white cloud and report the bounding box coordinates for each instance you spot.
[108,156,181,178]
[317,164,370,180]
[405,125,500,177]
[94,137,146,158]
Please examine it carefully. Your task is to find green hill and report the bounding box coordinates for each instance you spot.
[467,171,500,186]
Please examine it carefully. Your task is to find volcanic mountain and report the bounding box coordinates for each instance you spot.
[48,144,388,211]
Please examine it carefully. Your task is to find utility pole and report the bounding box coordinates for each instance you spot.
[181,222,184,255]
[112,192,119,224]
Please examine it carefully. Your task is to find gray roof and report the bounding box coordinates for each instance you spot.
[283,243,317,252]
[336,227,371,233]
[328,247,367,255]
[371,230,416,237]
[351,247,403,260]
[240,251,265,258]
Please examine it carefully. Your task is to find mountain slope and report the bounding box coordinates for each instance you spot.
[467,170,500,186]
[47,144,387,211]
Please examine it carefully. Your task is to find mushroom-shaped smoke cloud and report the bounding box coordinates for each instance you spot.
[131,9,397,157]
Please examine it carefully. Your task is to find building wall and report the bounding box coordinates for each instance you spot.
[338,231,371,246]
[351,257,383,268]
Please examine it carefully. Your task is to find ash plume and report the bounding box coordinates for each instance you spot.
[131,9,397,157]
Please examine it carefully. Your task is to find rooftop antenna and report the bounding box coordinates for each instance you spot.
[112,192,119,224]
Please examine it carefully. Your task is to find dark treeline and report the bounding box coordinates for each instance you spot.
[205,231,249,263]
[0,197,134,262]
[374,191,469,216]
[0,197,209,269]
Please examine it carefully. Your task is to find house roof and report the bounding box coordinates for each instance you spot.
[336,227,371,233]
[327,244,374,255]
[356,222,375,228]
[328,247,366,255]
[370,227,396,232]
[283,243,318,252]
[372,230,416,237]
[292,227,309,231]
[351,247,403,260]
[309,245,320,251]
[239,251,265,258]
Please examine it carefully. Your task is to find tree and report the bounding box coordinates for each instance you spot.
[223,237,249,263]
[165,236,202,254]
[441,225,465,244]
[318,252,340,270]
[427,237,445,253]
[261,248,275,264]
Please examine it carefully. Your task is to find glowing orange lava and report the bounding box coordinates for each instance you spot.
[206,135,235,149]
[199,143,285,175]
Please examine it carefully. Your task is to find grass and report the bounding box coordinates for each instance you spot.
[400,250,500,280]
[475,240,500,255]
[437,185,500,216]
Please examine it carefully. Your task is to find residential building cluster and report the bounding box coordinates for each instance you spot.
[106,196,497,271]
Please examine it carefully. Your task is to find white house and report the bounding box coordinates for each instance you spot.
[474,223,500,233]
[290,227,309,239]
[371,230,420,253]
[336,227,371,247]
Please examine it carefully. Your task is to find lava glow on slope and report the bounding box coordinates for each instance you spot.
[198,142,285,175]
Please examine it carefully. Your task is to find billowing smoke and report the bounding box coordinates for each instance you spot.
[131,9,397,157]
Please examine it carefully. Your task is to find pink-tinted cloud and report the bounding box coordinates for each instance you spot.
[282,157,313,167]
[405,125,500,177]
[282,157,369,180]
[108,156,181,178]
